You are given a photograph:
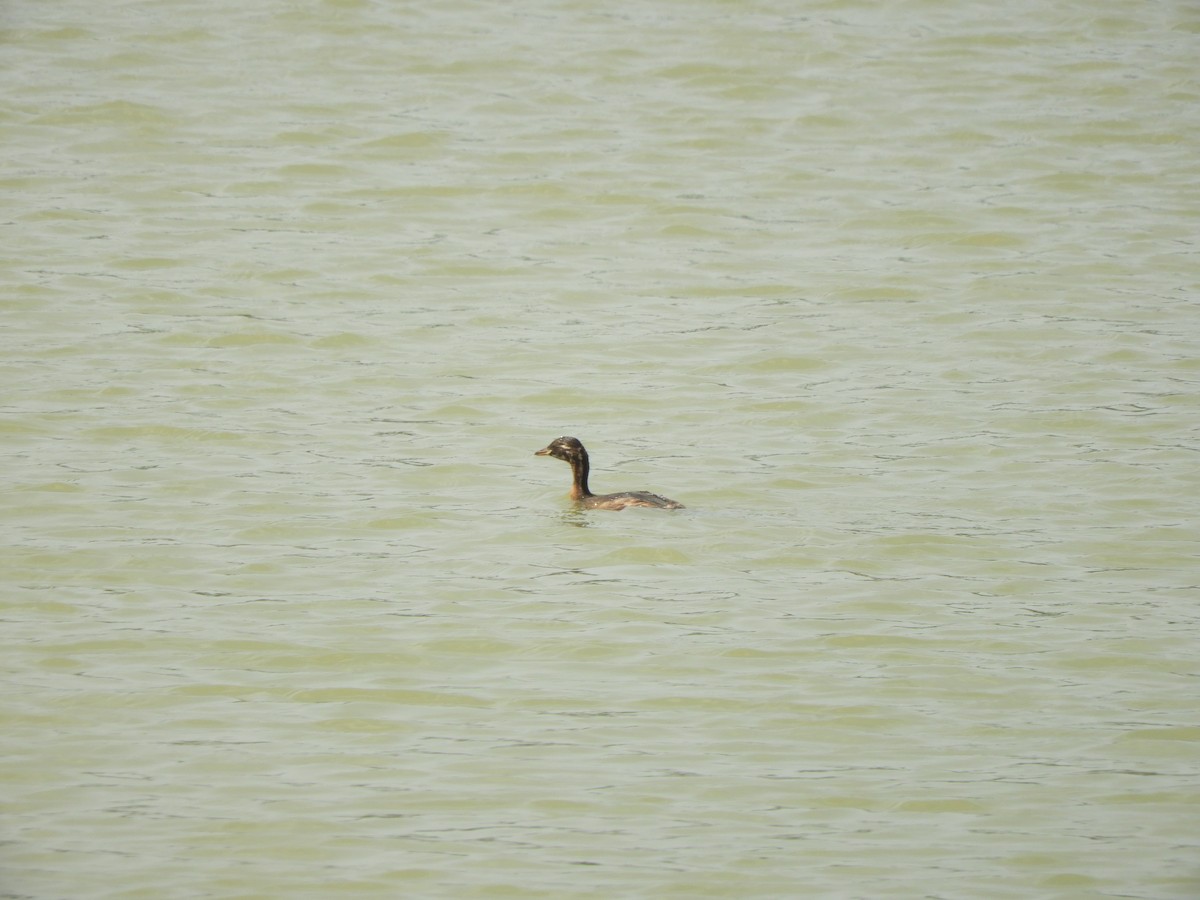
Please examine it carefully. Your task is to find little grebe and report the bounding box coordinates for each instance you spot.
[535,436,685,510]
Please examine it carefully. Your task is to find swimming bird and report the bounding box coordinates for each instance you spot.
[535,436,685,510]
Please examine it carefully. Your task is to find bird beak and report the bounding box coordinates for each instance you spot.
[534,446,551,456]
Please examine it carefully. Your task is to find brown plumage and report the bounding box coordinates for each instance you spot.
[534,436,685,510]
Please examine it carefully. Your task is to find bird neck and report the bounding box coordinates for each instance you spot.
[569,452,592,500]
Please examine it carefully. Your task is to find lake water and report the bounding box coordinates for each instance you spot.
[3,0,1198,897]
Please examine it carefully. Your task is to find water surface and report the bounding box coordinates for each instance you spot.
[3,1,1199,897]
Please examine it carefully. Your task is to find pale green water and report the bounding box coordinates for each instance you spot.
[3,1,1199,898]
